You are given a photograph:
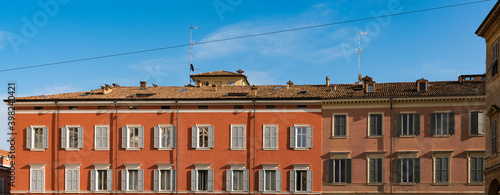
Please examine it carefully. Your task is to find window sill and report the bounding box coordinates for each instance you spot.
[195,148,211,151]
[366,182,384,185]
[91,191,113,193]
[262,148,278,151]
[467,182,484,186]
[329,183,348,186]
[29,148,46,151]
[64,148,81,151]
[398,135,416,138]
[158,148,173,151]
[469,134,485,137]
[94,148,109,151]
[432,135,451,138]
[432,182,449,186]
[290,191,312,194]
[293,148,310,151]
[125,148,141,151]
[261,191,280,194]
[397,182,417,186]
[367,135,384,138]
[331,136,348,139]
[230,148,245,151]
[193,191,213,193]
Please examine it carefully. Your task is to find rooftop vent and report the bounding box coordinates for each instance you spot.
[178,89,188,92]
[152,84,158,88]
[80,92,93,96]
[273,86,282,91]
[224,93,249,97]
[128,93,155,98]
[237,69,244,75]
[140,81,147,90]
[287,80,293,90]
[297,91,308,95]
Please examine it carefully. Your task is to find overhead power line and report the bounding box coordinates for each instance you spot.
[0,0,490,73]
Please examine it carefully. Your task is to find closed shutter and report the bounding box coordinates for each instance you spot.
[95,127,102,148]
[289,170,295,192]
[31,170,35,190]
[171,169,176,191]
[74,169,79,190]
[346,159,352,183]
[106,169,113,191]
[39,170,44,191]
[240,126,245,148]
[103,126,109,148]
[138,126,144,149]
[192,126,197,149]
[232,126,238,148]
[122,127,127,149]
[414,158,420,183]
[369,159,375,182]
[306,126,313,148]
[154,126,159,148]
[138,169,144,191]
[370,115,376,135]
[258,170,264,192]
[208,170,214,191]
[478,158,484,182]
[471,157,477,182]
[478,112,485,135]
[395,159,401,183]
[121,170,126,191]
[191,169,196,191]
[334,115,340,136]
[443,158,449,182]
[271,125,277,148]
[448,113,455,135]
[172,126,176,148]
[153,169,159,191]
[208,126,214,148]
[243,169,249,191]
[306,170,313,192]
[90,170,96,191]
[471,112,478,134]
[414,113,420,135]
[78,127,84,148]
[226,170,232,191]
[42,127,48,149]
[61,127,67,149]
[290,126,296,149]
[66,169,71,190]
[276,170,281,192]
[396,114,402,136]
[27,127,32,149]
[377,158,382,182]
[327,159,333,183]
[377,115,383,135]
[340,115,346,136]
[435,158,442,182]
[430,113,436,135]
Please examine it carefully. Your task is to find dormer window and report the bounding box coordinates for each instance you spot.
[362,76,375,93]
[367,84,374,93]
[419,83,426,92]
[416,78,428,92]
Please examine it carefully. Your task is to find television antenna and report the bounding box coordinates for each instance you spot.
[189,25,200,85]
[356,31,367,82]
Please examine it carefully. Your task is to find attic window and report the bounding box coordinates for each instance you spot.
[273,87,282,91]
[266,105,275,109]
[69,106,78,110]
[129,106,138,109]
[234,105,243,109]
[128,93,155,98]
[80,92,93,96]
[199,106,208,109]
[297,91,308,95]
[161,106,170,109]
[297,105,307,109]
[224,93,249,97]
[367,84,374,93]
[178,89,188,92]
[419,83,426,92]
[34,107,43,110]
[98,106,107,110]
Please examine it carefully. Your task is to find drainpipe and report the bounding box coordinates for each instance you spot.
[253,99,256,195]
[175,100,179,195]
[55,100,59,195]
[114,100,118,195]
[389,96,393,195]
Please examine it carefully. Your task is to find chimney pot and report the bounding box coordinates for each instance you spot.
[326,76,330,86]
[140,81,147,90]
[212,84,217,91]
[101,86,112,94]
[237,69,244,75]
[152,84,158,88]
[105,84,112,88]
[250,85,258,96]
[112,83,120,87]
[287,80,293,90]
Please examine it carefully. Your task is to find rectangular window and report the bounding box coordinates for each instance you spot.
[69,106,78,110]
[160,170,171,191]
[367,84,374,93]
[430,113,454,136]
[396,158,420,183]
[369,158,383,183]
[65,168,79,191]
[401,114,414,135]
[232,170,243,191]
[494,42,498,61]
[419,82,426,91]
[161,126,172,148]
[191,125,214,149]
[129,127,140,148]
[198,170,208,191]
[291,125,312,149]
[95,126,109,149]
[266,105,275,109]
[263,125,278,149]
[296,127,306,148]
[30,169,44,191]
[161,106,170,109]
[234,105,243,109]
[34,106,43,110]
[231,125,245,149]
[470,157,484,183]
[128,170,139,191]
[434,158,449,183]
[333,159,348,183]
[97,170,107,191]
[297,105,307,109]
[264,170,276,191]
[402,159,414,183]
[470,111,485,135]
[122,126,144,149]
[493,120,497,154]
[68,127,79,148]
[333,115,347,137]
[227,81,236,86]
[199,106,208,109]
[199,126,209,148]
[98,106,107,110]
[34,128,44,148]
[396,113,421,136]
[369,114,383,136]
[296,170,307,191]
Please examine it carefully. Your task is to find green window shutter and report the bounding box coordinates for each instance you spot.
[370,115,376,136]
[471,157,477,182]
[122,127,127,149]
[106,170,113,191]
[243,169,249,191]
[327,159,333,183]
[153,169,159,191]
[154,126,159,148]
[26,127,32,149]
[471,112,478,134]
[395,159,401,183]
[449,112,455,135]
[341,115,347,136]
[191,169,196,191]
[290,126,296,149]
[414,158,420,183]
[396,114,402,136]
[42,127,49,149]
[226,170,232,192]
[208,126,215,148]
[334,116,340,136]
[306,170,313,192]
[369,159,375,183]
[138,126,144,148]
[276,170,282,192]
[78,127,84,148]
[121,170,126,191]
[306,126,313,148]
[377,115,383,135]
[346,159,352,183]
[478,158,484,182]
[61,127,67,149]
[414,114,420,135]
[443,158,449,182]
[258,170,264,192]
[138,169,144,191]
[435,158,442,182]
[377,158,383,182]
[430,113,436,135]
[289,170,295,192]
[90,170,96,191]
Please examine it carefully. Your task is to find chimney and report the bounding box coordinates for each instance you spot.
[112,83,120,88]
[287,80,293,90]
[152,84,158,88]
[326,76,330,86]
[237,69,244,75]
[140,81,147,90]
[105,84,112,88]
[101,86,112,94]
[250,85,258,96]
[212,84,217,91]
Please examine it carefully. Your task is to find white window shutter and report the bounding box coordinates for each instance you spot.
[258,170,264,192]
[103,126,109,148]
[226,170,232,192]
[171,169,176,191]
[191,169,196,191]
[106,169,113,191]
[121,170,126,191]
[289,170,295,192]
[138,126,144,149]
[65,169,70,190]
[74,169,79,190]
[61,127,67,149]
[191,127,197,149]
[153,169,159,191]
[138,169,144,191]
[40,170,44,191]
[42,127,48,149]
[26,127,32,149]
[276,170,282,192]
[290,126,296,148]
[231,126,237,148]
[208,126,215,148]
[122,127,127,149]
[478,112,485,134]
[90,170,96,191]
[306,170,313,192]
[30,170,35,190]
[95,127,101,148]
[78,127,84,148]
[307,126,313,148]
[243,169,249,191]
[272,126,278,148]
[154,126,159,149]
[172,126,176,148]
[208,169,214,191]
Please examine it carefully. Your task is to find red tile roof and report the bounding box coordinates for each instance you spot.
[191,70,243,77]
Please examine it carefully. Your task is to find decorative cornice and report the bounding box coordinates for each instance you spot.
[322,96,485,105]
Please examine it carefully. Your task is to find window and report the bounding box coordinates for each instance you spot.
[65,165,79,191]
[227,81,235,86]
[226,168,249,192]
[191,167,213,192]
[199,106,208,109]
[122,126,144,149]
[492,120,497,154]
[69,106,77,110]
[290,169,312,192]
[290,125,313,149]
[234,105,243,109]
[121,167,143,191]
[492,42,498,77]
[98,106,107,110]
[30,166,44,191]
[34,106,43,110]
[191,125,214,149]
[62,126,83,150]
[297,105,307,109]
[265,170,276,191]
[369,114,383,136]
[333,114,347,137]
[470,111,485,135]
[396,113,420,136]
[430,113,455,135]
[470,157,484,183]
[367,84,374,93]
[161,106,170,109]
[434,158,449,183]
[231,125,245,149]
[266,105,275,109]
[395,158,420,183]
[154,169,175,191]
[419,82,426,92]
[94,125,109,150]
[328,159,351,183]
[26,126,48,150]
[90,165,112,191]
[369,158,383,183]
[129,106,138,109]
[128,170,139,190]
[154,125,176,149]
[97,170,109,190]
[263,125,278,149]
[258,165,281,192]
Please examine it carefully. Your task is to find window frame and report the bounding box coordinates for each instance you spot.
[430,111,453,136]
[367,84,374,93]
[64,164,80,192]
[154,164,175,192]
[230,124,246,150]
[367,157,383,184]
[227,81,236,86]
[468,154,484,184]
[432,152,452,184]
[469,110,485,136]
[94,125,110,150]
[332,113,348,138]
[192,164,213,192]
[264,170,277,191]
[396,112,420,137]
[29,164,45,192]
[91,164,112,192]
[124,125,143,150]
[227,164,248,192]
[123,164,143,192]
[290,164,312,192]
[368,113,384,137]
[193,124,212,150]
[27,125,48,151]
[262,124,278,150]
[156,124,175,150]
[292,124,312,150]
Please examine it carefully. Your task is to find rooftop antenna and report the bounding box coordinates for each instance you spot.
[189,24,200,85]
[356,31,367,83]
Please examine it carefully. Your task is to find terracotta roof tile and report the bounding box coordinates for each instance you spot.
[191,70,243,77]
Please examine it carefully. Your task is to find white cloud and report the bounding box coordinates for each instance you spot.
[245,70,280,85]
[0,31,11,50]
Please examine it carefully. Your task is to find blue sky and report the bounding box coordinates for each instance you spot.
[0,0,496,150]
